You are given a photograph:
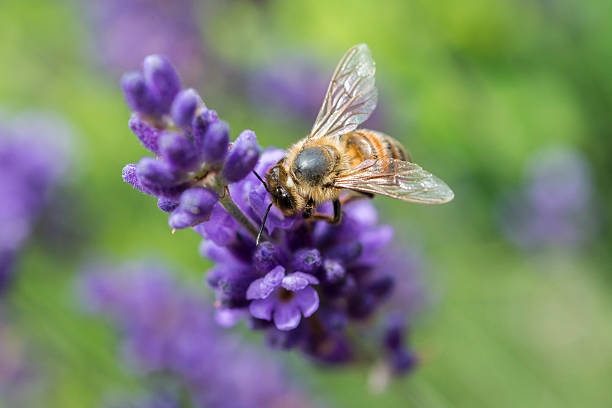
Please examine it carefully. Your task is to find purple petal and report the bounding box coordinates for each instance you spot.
[263,265,285,287]
[246,277,266,300]
[273,302,301,331]
[292,272,319,285]
[293,286,319,317]
[246,266,284,300]
[249,296,276,320]
[281,272,318,292]
[281,274,309,291]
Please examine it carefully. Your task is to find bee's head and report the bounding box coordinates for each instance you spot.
[265,160,303,216]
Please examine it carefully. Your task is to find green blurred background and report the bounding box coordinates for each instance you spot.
[1,0,611,407]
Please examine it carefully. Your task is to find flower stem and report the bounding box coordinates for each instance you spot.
[218,193,269,242]
[206,172,270,243]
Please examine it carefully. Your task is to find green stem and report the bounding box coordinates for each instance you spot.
[204,173,271,243]
[219,193,269,241]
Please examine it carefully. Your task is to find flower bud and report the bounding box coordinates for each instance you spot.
[158,131,199,171]
[143,55,181,113]
[168,187,218,229]
[291,249,322,274]
[120,71,160,116]
[128,113,161,154]
[135,157,181,188]
[199,120,229,164]
[323,259,345,283]
[157,197,179,213]
[253,242,281,274]
[192,109,219,149]
[222,130,260,182]
[171,88,201,128]
[122,163,148,193]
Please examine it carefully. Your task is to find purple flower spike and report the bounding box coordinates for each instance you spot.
[247,267,319,331]
[169,188,218,229]
[158,131,199,171]
[143,55,181,113]
[121,71,160,116]
[128,113,161,154]
[200,120,229,164]
[171,88,201,128]
[223,130,260,182]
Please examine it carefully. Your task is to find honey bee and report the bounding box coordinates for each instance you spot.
[257,44,454,242]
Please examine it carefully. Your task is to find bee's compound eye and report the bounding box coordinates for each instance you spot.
[275,187,294,212]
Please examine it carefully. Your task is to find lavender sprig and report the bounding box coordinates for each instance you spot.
[499,147,596,249]
[0,112,72,293]
[80,262,316,408]
[120,55,268,240]
[121,56,423,374]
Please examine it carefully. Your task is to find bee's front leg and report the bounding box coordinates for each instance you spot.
[302,198,315,219]
[309,199,342,225]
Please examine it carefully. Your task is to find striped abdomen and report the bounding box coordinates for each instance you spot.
[341,129,411,168]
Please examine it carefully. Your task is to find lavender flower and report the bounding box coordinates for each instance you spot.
[79,262,315,408]
[0,112,72,292]
[499,147,596,249]
[247,267,320,331]
[120,56,261,233]
[121,55,424,373]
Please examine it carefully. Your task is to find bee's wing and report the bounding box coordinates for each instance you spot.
[334,159,454,204]
[308,44,377,141]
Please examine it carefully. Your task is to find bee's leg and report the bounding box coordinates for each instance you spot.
[310,199,342,225]
[331,199,342,224]
[302,198,315,219]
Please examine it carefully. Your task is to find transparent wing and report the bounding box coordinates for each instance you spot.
[334,159,454,204]
[308,44,377,141]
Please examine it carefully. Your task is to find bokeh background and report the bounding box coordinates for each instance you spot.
[1,0,612,407]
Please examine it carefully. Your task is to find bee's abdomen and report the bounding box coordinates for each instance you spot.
[342,130,410,167]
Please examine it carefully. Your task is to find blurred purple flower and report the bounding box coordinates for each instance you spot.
[79,262,316,408]
[248,54,385,128]
[0,318,38,404]
[0,112,72,293]
[84,0,206,82]
[499,147,596,249]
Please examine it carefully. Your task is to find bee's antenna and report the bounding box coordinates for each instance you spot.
[256,203,273,246]
[252,170,269,192]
